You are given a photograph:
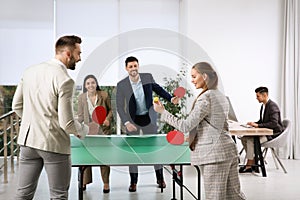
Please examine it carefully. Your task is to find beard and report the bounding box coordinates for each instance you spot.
[67,56,76,70]
[129,70,138,77]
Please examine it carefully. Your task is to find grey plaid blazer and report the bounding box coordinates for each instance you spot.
[161,89,238,165]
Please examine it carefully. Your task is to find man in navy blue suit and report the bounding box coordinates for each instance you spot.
[116,56,179,192]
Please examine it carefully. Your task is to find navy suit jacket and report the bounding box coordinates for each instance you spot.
[116,73,172,125]
[257,99,283,138]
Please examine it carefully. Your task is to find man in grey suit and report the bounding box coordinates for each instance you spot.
[239,86,283,173]
[12,35,88,199]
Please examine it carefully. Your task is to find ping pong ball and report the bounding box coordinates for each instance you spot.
[154,97,159,103]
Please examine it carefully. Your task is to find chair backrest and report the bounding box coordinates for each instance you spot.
[261,119,291,148]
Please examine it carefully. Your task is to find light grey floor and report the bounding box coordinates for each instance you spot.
[1,157,300,200]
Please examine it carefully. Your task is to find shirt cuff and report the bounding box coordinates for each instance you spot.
[124,121,130,126]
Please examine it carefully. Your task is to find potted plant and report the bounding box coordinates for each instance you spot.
[158,67,193,134]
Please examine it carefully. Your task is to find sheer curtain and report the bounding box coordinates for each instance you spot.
[281,0,300,159]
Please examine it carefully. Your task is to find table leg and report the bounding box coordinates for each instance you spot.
[254,137,267,177]
[170,165,177,200]
[180,165,183,200]
[194,166,201,200]
[170,165,183,200]
[254,137,259,167]
[78,166,86,200]
[169,165,200,200]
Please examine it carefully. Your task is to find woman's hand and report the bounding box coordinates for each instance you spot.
[153,99,165,114]
[185,136,189,142]
[103,119,110,127]
[88,122,99,135]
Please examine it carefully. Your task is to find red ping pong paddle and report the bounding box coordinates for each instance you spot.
[166,130,185,145]
[174,87,186,98]
[92,106,107,125]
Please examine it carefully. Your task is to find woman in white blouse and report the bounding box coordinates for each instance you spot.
[77,74,113,193]
[153,62,246,200]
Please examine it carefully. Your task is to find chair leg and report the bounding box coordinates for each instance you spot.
[239,147,245,164]
[271,148,288,173]
[262,148,268,164]
[239,147,244,155]
[270,148,279,169]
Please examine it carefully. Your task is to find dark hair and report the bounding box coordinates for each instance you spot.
[82,74,101,93]
[255,86,268,94]
[55,35,82,53]
[125,56,139,66]
[192,62,218,90]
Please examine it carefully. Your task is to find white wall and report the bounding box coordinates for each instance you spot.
[0,0,54,85]
[54,0,181,86]
[182,0,284,122]
[0,0,284,122]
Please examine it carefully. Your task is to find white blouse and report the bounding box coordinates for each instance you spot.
[87,92,98,117]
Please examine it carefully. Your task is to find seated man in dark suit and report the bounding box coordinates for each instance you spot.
[116,56,179,192]
[239,86,284,173]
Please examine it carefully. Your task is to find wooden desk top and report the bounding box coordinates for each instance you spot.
[228,120,273,136]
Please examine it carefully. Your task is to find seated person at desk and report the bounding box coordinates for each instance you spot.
[239,86,284,173]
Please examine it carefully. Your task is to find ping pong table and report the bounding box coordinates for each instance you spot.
[71,134,200,200]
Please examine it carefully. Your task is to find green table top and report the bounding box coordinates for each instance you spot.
[71,134,190,166]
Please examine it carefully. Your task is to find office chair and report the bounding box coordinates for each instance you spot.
[261,119,291,173]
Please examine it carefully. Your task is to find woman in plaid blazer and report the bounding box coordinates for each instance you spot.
[154,62,246,200]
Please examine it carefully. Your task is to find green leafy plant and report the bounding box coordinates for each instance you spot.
[158,67,193,134]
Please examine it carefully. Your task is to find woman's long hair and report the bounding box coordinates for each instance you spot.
[190,62,219,111]
[82,74,101,93]
[192,62,218,94]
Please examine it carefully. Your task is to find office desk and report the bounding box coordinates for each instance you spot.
[71,135,199,200]
[228,120,273,177]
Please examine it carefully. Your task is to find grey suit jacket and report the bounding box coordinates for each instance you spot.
[161,89,238,165]
[12,59,82,154]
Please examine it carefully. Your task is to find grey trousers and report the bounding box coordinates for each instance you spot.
[15,146,71,200]
[241,136,268,160]
[200,157,246,200]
